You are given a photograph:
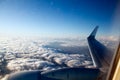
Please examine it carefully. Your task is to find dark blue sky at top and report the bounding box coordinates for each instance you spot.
[0,0,119,37]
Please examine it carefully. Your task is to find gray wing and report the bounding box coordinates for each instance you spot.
[87,26,112,68]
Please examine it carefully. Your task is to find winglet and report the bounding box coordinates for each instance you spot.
[88,26,99,38]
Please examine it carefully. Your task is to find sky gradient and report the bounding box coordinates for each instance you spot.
[0,0,119,38]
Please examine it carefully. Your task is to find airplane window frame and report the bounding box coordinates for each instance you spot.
[107,40,120,80]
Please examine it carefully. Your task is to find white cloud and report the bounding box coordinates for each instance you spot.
[0,37,118,80]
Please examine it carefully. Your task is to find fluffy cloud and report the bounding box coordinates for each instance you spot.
[0,36,118,79]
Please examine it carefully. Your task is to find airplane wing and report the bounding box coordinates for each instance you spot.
[87,26,112,68]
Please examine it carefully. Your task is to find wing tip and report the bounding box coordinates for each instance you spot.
[88,26,99,38]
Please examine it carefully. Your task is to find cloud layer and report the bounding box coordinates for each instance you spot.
[0,37,118,76]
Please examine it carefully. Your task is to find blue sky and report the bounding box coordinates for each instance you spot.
[0,0,119,37]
